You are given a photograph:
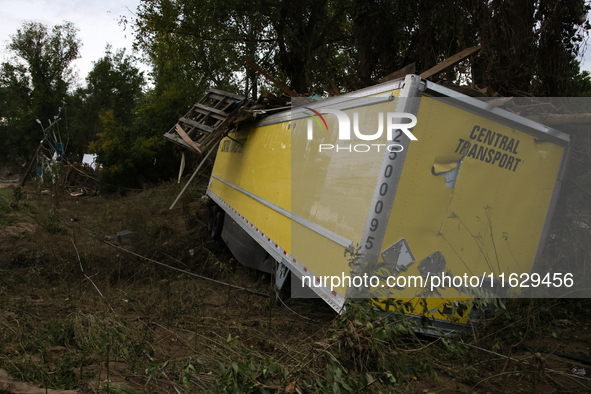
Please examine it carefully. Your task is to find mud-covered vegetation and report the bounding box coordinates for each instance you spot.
[0,170,591,393]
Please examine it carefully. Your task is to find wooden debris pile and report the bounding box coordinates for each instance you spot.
[63,164,100,197]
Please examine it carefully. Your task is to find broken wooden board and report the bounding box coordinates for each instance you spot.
[478,86,503,97]
[243,56,298,98]
[164,89,248,155]
[175,124,202,153]
[420,46,481,80]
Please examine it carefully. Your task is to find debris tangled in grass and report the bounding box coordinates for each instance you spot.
[0,178,590,393]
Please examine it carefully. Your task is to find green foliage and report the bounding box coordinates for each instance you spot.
[212,358,287,394]
[43,212,63,234]
[324,300,434,386]
[0,21,80,166]
[89,110,166,188]
[66,45,185,189]
[133,0,247,93]
[8,21,80,118]
[348,0,418,85]
[67,46,146,159]
[129,0,591,97]
[0,63,35,162]
[87,47,145,124]
[265,0,352,93]
[473,0,591,96]
[206,298,465,394]
[3,310,150,390]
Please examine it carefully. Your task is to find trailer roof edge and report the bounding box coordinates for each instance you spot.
[244,75,572,148]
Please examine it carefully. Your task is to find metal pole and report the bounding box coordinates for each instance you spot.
[19,118,60,187]
[169,142,218,210]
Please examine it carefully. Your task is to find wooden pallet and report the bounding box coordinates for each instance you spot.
[164,89,248,154]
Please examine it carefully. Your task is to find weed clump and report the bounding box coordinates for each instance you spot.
[43,212,63,234]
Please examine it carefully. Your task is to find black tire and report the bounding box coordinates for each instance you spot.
[209,205,224,241]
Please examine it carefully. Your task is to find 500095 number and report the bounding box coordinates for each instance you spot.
[364,130,403,251]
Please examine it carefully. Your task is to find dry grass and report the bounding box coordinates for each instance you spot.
[0,173,591,393]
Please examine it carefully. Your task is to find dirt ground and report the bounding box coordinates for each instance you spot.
[1,178,590,394]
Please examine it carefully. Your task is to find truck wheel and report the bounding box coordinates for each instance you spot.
[209,205,224,241]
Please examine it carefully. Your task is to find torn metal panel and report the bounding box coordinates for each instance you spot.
[418,251,447,278]
[381,238,415,275]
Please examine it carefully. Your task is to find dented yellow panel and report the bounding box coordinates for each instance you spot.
[207,81,568,326]
[379,97,564,322]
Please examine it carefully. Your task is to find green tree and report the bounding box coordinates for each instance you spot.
[128,0,245,171]
[0,21,80,164]
[8,21,81,125]
[132,0,350,96]
[129,0,481,94]
[67,46,145,158]
[0,63,32,162]
[86,46,145,125]
[263,0,350,93]
[89,110,166,188]
[472,0,590,96]
[78,47,180,188]
[133,0,244,95]
[534,0,590,96]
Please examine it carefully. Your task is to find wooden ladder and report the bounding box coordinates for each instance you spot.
[164,89,248,154]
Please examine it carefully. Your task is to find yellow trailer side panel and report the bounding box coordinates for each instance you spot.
[378,97,564,319]
[291,96,402,295]
[210,122,293,252]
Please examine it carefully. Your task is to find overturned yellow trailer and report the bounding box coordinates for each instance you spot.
[203,75,572,331]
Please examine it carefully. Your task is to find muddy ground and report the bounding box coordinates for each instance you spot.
[0,177,590,394]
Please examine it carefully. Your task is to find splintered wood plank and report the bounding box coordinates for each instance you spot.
[174,124,202,153]
[242,56,299,98]
[420,46,481,80]
[164,132,200,153]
